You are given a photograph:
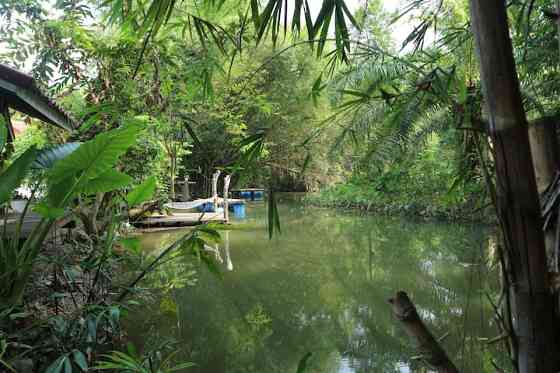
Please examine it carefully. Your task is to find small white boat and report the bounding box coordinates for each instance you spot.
[165,198,245,213]
[164,200,210,213]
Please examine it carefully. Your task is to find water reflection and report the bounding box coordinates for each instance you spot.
[129,202,504,372]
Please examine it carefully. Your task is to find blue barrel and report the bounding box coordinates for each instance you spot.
[254,191,264,200]
[232,203,246,218]
[240,191,251,199]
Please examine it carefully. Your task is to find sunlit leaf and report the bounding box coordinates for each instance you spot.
[126,176,157,206]
[0,147,37,205]
[76,169,132,195]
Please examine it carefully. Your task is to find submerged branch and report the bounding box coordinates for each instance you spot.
[389,291,459,373]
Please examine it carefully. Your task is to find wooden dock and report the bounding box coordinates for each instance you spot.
[2,211,226,235]
[132,212,225,228]
[0,211,72,239]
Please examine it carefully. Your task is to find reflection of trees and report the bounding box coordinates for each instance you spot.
[137,204,502,372]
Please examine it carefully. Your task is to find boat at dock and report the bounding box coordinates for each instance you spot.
[164,198,245,213]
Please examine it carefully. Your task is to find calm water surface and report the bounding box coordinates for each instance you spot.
[129,198,503,373]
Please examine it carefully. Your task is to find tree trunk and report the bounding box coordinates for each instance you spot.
[469,1,558,372]
[528,118,559,194]
[528,117,559,266]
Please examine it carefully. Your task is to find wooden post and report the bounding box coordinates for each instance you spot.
[223,174,231,223]
[182,175,191,201]
[469,1,558,372]
[389,292,458,373]
[211,170,221,212]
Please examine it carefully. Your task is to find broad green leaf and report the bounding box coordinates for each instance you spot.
[45,175,76,208]
[33,143,81,170]
[76,169,133,195]
[126,176,157,206]
[118,237,141,253]
[45,355,66,373]
[34,203,65,219]
[63,357,72,373]
[49,122,142,184]
[0,147,37,204]
[72,350,88,372]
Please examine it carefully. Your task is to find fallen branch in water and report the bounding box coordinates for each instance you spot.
[389,291,459,373]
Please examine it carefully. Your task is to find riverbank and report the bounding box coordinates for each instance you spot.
[304,182,493,223]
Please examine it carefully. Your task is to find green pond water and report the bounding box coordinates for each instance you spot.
[129,198,504,373]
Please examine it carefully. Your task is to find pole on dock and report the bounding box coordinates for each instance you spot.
[224,230,233,271]
[181,175,190,201]
[211,170,221,212]
[223,174,231,223]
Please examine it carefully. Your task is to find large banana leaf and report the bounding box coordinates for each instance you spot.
[32,142,81,170]
[0,147,37,205]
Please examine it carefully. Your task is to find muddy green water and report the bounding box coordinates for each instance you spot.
[129,199,504,373]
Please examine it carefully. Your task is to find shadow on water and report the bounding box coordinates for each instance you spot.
[127,199,505,373]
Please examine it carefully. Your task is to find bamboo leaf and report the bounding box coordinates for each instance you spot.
[292,0,303,34]
[256,0,279,45]
[251,0,260,29]
[304,0,314,42]
[314,2,334,58]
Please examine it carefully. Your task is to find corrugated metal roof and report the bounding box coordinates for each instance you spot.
[0,63,75,130]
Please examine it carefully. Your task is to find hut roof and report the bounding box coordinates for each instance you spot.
[0,64,75,130]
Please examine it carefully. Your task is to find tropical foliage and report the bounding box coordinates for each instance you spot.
[2,0,560,371]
